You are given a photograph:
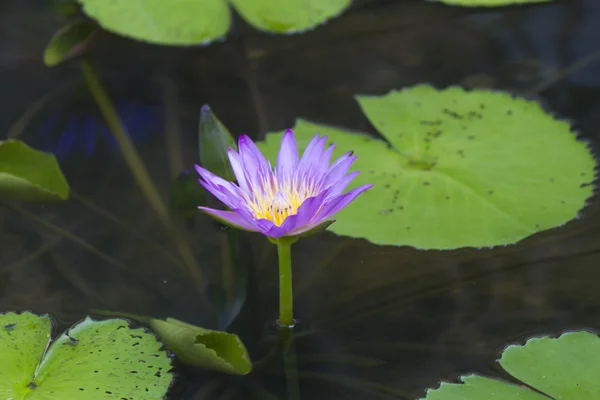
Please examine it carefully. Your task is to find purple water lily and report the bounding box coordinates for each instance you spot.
[195,129,372,239]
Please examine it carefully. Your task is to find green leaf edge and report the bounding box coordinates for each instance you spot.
[0,140,70,201]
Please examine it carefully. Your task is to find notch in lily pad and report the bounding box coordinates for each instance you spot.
[421,330,600,400]
[257,85,596,249]
[0,140,70,201]
[0,311,173,399]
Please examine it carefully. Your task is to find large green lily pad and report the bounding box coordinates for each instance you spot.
[77,0,231,45]
[421,331,600,400]
[0,311,173,399]
[0,140,70,201]
[257,85,595,249]
[229,0,351,33]
[77,0,349,44]
[434,0,551,6]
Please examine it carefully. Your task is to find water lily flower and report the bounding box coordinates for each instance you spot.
[195,129,372,239]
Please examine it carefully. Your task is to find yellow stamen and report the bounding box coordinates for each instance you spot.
[244,174,320,226]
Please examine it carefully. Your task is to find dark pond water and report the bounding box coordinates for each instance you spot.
[1,0,600,399]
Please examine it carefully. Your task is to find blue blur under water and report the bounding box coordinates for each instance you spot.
[35,99,161,159]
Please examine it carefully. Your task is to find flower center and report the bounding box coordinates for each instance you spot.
[245,175,319,226]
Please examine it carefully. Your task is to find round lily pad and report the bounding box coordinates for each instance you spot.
[421,331,600,400]
[228,0,351,33]
[77,0,231,45]
[433,0,550,6]
[0,312,173,399]
[257,85,595,249]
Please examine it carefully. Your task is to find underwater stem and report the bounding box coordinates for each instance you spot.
[276,240,294,327]
[80,58,208,298]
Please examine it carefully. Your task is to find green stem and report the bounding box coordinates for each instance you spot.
[280,328,301,400]
[276,240,294,327]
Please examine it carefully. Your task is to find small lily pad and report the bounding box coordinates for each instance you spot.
[433,0,551,6]
[229,0,351,33]
[257,85,596,249]
[43,19,97,67]
[0,311,173,399]
[0,140,70,201]
[149,317,252,375]
[421,331,600,400]
[77,0,231,45]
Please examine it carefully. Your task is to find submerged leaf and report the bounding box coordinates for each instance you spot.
[0,312,173,399]
[43,19,96,67]
[149,317,252,375]
[0,140,70,201]
[229,0,351,33]
[258,85,596,249]
[421,331,600,400]
[170,170,207,218]
[77,0,231,45]
[198,105,237,182]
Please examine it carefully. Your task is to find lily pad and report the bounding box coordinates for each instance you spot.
[228,0,351,33]
[89,310,253,376]
[433,0,551,6]
[77,0,231,45]
[421,331,600,400]
[257,85,596,249]
[43,19,97,67]
[0,311,173,399]
[149,317,252,375]
[0,140,70,201]
[77,0,350,44]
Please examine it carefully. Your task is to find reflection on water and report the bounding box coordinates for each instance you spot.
[1,0,600,399]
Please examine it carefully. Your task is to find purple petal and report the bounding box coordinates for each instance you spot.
[255,218,287,238]
[323,153,357,188]
[325,170,360,199]
[195,165,245,209]
[198,207,259,232]
[227,148,249,192]
[276,129,299,180]
[279,189,331,233]
[313,144,336,183]
[238,135,273,189]
[297,134,327,177]
[288,218,336,237]
[316,184,373,221]
[328,150,354,170]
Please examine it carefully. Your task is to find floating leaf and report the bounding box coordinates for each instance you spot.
[0,312,173,399]
[149,317,252,375]
[257,85,596,249]
[432,0,551,6]
[77,0,231,45]
[43,19,96,67]
[0,140,70,201]
[421,331,600,400]
[229,0,351,33]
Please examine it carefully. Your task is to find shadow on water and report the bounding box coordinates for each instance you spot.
[1,0,600,398]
